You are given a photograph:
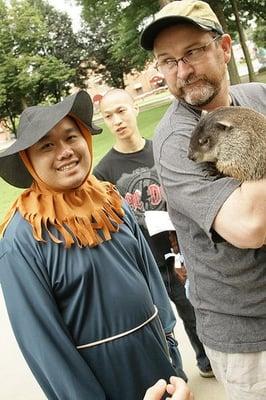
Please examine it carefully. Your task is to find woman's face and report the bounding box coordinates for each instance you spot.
[26,117,91,191]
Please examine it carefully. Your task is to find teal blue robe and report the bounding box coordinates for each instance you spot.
[0,204,185,399]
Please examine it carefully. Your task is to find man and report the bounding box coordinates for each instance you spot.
[140,1,266,399]
[93,88,213,378]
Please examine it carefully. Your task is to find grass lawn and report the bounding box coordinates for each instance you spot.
[0,102,170,221]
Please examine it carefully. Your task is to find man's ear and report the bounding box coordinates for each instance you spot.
[220,34,232,64]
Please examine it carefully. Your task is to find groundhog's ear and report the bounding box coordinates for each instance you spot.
[216,120,234,131]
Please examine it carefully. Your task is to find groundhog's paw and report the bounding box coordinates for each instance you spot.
[202,163,223,179]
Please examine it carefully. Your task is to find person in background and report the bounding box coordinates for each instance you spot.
[0,90,186,400]
[140,1,266,399]
[93,88,213,378]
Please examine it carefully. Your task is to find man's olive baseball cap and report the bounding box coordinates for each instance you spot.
[140,0,224,51]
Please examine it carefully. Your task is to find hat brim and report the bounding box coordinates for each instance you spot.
[0,90,102,188]
[140,16,223,51]
[0,153,33,188]
[0,90,101,158]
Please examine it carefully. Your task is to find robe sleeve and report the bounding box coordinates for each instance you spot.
[122,204,176,333]
[122,205,187,381]
[0,234,107,400]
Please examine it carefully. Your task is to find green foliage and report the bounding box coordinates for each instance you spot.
[253,18,266,49]
[0,0,88,133]
[78,0,160,87]
[234,0,265,20]
[31,0,89,87]
[77,1,130,87]
[110,0,159,69]
[207,0,265,36]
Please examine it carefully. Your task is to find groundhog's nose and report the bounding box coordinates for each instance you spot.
[187,147,196,161]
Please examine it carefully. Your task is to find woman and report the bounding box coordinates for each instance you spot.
[0,91,186,400]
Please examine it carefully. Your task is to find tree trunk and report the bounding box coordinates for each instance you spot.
[21,97,28,110]
[230,0,256,82]
[207,0,241,85]
[6,108,17,135]
[227,55,241,85]
[159,0,172,8]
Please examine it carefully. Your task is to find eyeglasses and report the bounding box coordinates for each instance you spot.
[156,35,221,75]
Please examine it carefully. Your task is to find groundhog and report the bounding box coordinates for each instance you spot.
[187,106,266,181]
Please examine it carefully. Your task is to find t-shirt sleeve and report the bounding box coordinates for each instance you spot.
[93,160,108,181]
[154,109,241,240]
[93,152,117,184]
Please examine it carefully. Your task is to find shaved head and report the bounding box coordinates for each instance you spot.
[99,88,141,149]
[100,89,135,112]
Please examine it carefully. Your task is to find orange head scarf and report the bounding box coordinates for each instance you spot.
[0,117,124,248]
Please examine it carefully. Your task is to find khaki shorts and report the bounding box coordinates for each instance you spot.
[204,346,266,400]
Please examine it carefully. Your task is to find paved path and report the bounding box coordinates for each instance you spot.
[172,303,226,400]
[0,288,45,399]
[0,287,226,399]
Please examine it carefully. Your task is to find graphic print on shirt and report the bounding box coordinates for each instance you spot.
[116,165,166,228]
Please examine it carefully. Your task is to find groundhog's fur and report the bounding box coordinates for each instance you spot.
[187,106,266,181]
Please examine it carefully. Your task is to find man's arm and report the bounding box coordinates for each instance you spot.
[213,179,266,248]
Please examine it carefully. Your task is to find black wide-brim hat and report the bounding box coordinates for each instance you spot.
[0,90,102,188]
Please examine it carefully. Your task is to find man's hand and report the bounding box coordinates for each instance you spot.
[143,379,167,400]
[166,376,194,399]
[143,377,193,400]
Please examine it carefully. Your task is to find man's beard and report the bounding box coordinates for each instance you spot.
[179,75,221,107]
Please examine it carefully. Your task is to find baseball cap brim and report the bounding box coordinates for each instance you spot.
[140,15,223,51]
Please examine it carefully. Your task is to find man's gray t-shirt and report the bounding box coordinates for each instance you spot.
[153,82,266,353]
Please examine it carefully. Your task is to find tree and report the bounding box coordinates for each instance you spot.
[159,0,172,6]
[253,19,266,49]
[206,0,241,84]
[216,0,265,81]
[77,0,160,87]
[0,0,87,133]
[79,21,129,88]
[30,0,89,88]
[229,0,256,82]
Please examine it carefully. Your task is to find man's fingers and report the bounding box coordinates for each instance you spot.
[166,377,194,400]
[143,379,167,400]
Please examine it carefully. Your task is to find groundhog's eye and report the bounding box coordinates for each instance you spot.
[199,137,210,146]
